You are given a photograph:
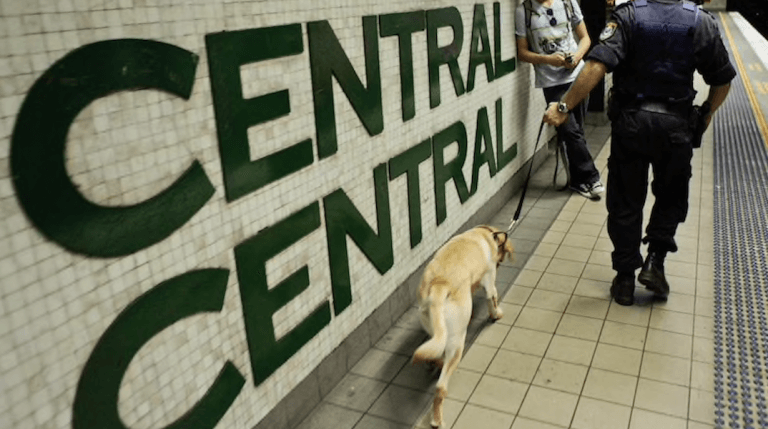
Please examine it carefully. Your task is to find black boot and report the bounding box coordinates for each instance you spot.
[638,252,670,299]
[610,273,635,306]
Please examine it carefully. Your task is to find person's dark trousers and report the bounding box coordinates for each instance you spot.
[543,83,600,187]
[607,109,694,273]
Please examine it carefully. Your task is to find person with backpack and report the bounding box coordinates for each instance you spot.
[516,0,604,200]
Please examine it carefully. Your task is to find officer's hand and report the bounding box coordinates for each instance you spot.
[543,102,568,126]
[548,53,568,68]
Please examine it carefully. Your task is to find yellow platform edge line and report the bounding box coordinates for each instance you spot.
[720,12,768,149]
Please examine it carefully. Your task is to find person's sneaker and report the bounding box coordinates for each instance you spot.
[570,183,600,200]
[589,181,605,196]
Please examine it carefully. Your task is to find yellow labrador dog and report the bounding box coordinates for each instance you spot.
[413,225,513,427]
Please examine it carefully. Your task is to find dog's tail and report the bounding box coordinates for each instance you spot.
[413,279,450,363]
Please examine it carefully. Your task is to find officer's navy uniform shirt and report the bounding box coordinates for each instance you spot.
[587,0,736,89]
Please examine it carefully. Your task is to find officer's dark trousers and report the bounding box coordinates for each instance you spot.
[607,109,694,273]
[543,83,600,187]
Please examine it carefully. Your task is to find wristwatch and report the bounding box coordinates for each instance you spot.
[557,101,569,113]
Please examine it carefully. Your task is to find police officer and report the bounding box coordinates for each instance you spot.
[543,0,736,305]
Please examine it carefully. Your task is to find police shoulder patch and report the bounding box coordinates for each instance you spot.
[599,21,619,41]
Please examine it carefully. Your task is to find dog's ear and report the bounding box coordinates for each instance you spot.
[493,231,508,246]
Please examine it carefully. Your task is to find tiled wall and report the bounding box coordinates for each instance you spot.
[0,1,551,428]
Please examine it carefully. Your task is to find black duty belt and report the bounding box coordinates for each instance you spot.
[630,100,692,117]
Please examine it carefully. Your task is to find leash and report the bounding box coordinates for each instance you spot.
[506,119,547,234]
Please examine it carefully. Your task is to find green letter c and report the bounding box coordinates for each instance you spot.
[10,39,214,257]
[72,269,244,429]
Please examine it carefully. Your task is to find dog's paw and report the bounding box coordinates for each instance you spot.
[489,309,504,321]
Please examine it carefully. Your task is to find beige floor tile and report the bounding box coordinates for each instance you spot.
[666,248,697,265]
[516,269,544,288]
[518,386,579,427]
[692,336,713,364]
[555,314,603,341]
[569,223,602,238]
[634,378,690,419]
[445,369,482,401]
[587,249,612,267]
[486,349,542,383]
[668,274,697,296]
[563,198,585,213]
[695,278,714,299]
[526,289,571,312]
[501,327,553,356]
[582,367,638,406]
[510,416,566,428]
[688,388,714,424]
[628,408,687,429]
[534,242,559,258]
[693,315,714,339]
[639,352,691,387]
[571,397,632,429]
[667,236,699,252]
[504,285,534,305]
[452,403,515,429]
[686,420,715,428]
[581,263,616,283]
[514,307,562,333]
[496,303,524,326]
[594,237,614,252]
[665,261,697,279]
[468,374,528,415]
[696,250,714,267]
[555,245,592,263]
[644,329,692,359]
[476,323,512,348]
[591,343,643,376]
[548,219,572,233]
[541,230,565,245]
[458,344,497,372]
[537,273,578,294]
[545,258,586,277]
[579,200,607,215]
[599,320,647,350]
[696,264,713,284]
[545,335,596,366]
[607,302,652,327]
[690,361,713,392]
[566,295,610,319]
[649,308,694,336]
[694,297,714,318]
[557,208,579,222]
[525,255,552,272]
[652,293,695,314]
[573,278,612,300]
[574,213,606,227]
[532,359,588,394]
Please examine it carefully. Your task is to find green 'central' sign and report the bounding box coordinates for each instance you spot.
[9,4,517,429]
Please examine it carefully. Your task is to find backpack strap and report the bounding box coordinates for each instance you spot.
[523,0,534,45]
[563,0,574,32]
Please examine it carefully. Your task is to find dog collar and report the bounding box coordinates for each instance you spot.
[476,225,509,261]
